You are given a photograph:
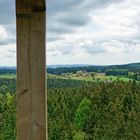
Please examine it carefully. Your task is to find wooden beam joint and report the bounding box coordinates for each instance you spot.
[16,0,46,17]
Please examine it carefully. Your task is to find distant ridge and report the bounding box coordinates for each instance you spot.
[0,66,16,69]
[0,62,140,69]
[47,64,90,68]
[47,63,140,74]
[47,62,140,68]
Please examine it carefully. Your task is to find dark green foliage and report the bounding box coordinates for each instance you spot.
[47,63,140,74]
[105,69,128,76]
[47,63,140,81]
[0,93,16,140]
[74,98,91,130]
[1,74,140,139]
[48,81,140,139]
[0,69,16,75]
[47,78,92,89]
[0,78,16,94]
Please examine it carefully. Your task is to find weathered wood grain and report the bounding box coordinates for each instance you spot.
[16,0,47,139]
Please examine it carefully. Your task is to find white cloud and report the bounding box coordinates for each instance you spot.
[0,44,16,66]
[0,26,7,39]
[47,0,140,65]
[0,0,140,66]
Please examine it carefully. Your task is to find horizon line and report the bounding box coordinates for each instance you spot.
[0,62,140,68]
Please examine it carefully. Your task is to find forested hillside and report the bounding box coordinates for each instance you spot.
[0,73,140,139]
[47,63,140,74]
[48,80,140,139]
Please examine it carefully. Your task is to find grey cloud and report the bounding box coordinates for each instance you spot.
[48,40,106,56]
[51,53,58,57]
[47,36,65,42]
[48,43,75,55]
[48,0,83,15]
[5,55,15,58]
[87,0,126,9]
[81,41,106,54]
[0,38,16,46]
[48,37,138,56]
[8,49,16,54]
[0,41,8,46]
[85,46,106,54]
[82,37,140,55]
[60,14,90,27]
[47,0,126,38]
[5,25,16,35]
[103,39,139,53]
[0,1,16,46]
[0,0,15,25]
[119,39,136,46]
[47,1,90,35]
[47,48,55,52]
[113,39,138,54]
[48,0,125,15]
[57,44,74,55]
[48,24,73,34]
[59,47,73,55]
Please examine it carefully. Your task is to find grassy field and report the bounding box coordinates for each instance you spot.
[0,74,16,79]
[48,73,134,82]
[71,75,133,82]
[95,73,133,82]
[0,73,134,82]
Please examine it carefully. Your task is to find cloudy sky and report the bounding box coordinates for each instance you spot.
[0,0,140,66]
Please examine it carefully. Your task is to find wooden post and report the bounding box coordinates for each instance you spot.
[16,0,47,140]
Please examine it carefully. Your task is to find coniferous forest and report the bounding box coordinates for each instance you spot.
[1,0,140,139]
[0,66,140,139]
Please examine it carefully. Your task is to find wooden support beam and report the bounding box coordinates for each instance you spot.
[16,0,47,140]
